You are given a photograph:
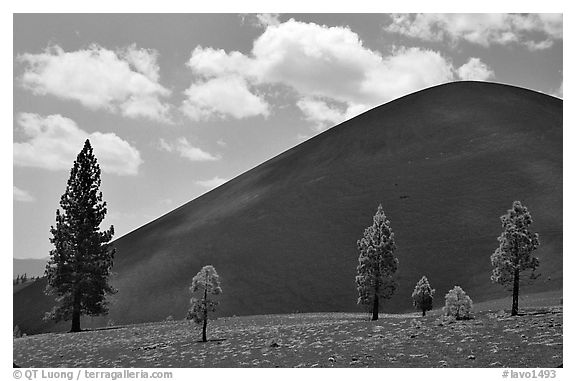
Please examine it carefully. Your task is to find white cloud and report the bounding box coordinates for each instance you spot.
[195,176,228,189]
[536,14,563,39]
[386,13,562,49]
[181,75,269,121]
[121,44,161,81]
[296,98,369,133]
[296,98,350,131]
[159,137,219,161]
[14,113,143,175]
[249,22,454,105]
[122,95,171,121]
[13,186,35,202]
[185,19,456,128]
[18,44,172,122]
[256,13,281,27]
[457,58,495,81]
[187,46,253,78]
[524,39,554,51]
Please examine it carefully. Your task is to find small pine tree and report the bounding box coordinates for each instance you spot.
[443,286,473,320]
[188,265,222,342]
[412,276,435,316]
[356,204,399,321]
[13,325,22,338]
[491,201,540,316]
[45,139,116,332]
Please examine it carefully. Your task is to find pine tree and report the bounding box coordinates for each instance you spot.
[187,265,222,342]
[356,204,399,321]
[13,325,22,339]
[491,201,540,316]
[443,286,473,320]
[412,276,435,316]
[45,139,116,332]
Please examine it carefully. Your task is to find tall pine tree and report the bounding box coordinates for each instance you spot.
[356,204,399,321]
[45,139,116,332]
[490,201,540,316]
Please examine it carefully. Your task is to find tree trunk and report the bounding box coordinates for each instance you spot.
[371,295,379,321]
[511,267,520,316]
[202,274,208,342]
[422,309,426,317]
[70,288,81,332]
[202,317,207,342]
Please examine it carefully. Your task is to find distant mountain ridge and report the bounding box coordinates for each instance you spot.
[13,258,48,279]
[14,81,562,334]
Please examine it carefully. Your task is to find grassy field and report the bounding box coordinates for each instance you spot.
[13,292,562,368]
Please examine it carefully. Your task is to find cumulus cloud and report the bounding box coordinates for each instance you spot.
[457,58,495,81]
[185,19,457,128]
[18,44,172,122]
[256,13,281,27]
[296,98,366,132]
[195,176,229,189]
[159,137,220,161]
[386,13,562,49]
[13,186,35,202]
[121,44,161,81]
[181,76,269,121]
[297,98,347,131]
[14,113,143,175]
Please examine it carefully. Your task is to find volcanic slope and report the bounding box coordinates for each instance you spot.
[14,81,562,334]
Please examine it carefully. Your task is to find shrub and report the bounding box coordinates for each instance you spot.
[443,286,473,320]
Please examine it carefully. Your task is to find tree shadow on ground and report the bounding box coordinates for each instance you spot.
[81,326,127,332]
[195,338,226,343]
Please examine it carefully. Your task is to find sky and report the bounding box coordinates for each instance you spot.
[12,13,563,260]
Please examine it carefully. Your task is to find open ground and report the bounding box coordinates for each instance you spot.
[14,291,562,368]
